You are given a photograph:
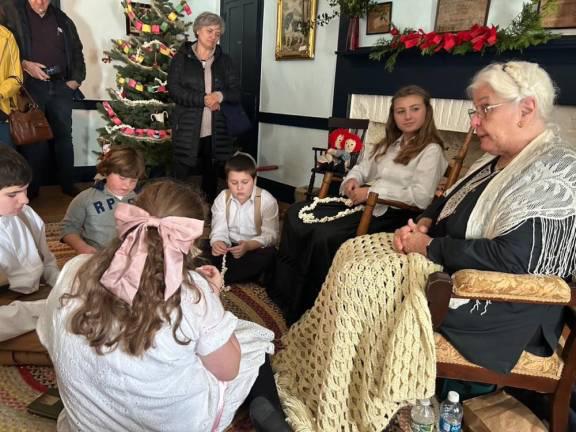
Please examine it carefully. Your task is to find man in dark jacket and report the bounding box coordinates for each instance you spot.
[7,0,85,198]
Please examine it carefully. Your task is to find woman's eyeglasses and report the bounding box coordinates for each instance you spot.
[468,102,508,120]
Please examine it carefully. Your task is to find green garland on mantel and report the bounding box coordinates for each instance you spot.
[316,0,378,26]
[369,0,560,72]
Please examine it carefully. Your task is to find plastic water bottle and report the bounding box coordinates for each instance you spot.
[438,391,463,432]
[410,398,435,432]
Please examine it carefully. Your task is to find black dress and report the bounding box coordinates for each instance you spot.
[269,201,419,324]
[425,158,564,373]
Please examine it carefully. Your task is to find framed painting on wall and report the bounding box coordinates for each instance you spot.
[435,0,491,33]
[275,0,318,60]
[366,2,392,35]
[539,0,576,29]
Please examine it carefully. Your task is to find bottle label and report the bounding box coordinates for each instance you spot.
[439,419,462,432]
[411,423,434,432]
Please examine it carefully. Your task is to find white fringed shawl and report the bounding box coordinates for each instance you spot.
[449,129,576,278]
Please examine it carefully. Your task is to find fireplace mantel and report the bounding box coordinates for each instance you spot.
[332,18,576,117]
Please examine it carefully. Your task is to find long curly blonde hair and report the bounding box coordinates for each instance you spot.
[62,180,208,356]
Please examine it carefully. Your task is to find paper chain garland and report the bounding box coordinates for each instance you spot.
[124,0,191,34]
[298,197,364,224]
[102,101,171,141]
[115,39,176,62]
[117,75,168,95]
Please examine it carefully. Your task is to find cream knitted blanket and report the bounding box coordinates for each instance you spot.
[273,233,442,432]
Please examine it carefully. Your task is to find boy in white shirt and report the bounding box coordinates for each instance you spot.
[210,153,279,284]
[0,147,59,342]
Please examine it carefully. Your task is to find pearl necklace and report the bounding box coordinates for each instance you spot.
[298,197,364,224]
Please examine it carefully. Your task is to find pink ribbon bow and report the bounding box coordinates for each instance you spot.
[100,203,204,305]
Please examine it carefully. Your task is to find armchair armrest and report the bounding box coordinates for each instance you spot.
[426,270,576,330]
[452,270,573,305]
[356,192,423,236]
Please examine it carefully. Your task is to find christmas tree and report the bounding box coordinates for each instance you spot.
[97,0,192,169]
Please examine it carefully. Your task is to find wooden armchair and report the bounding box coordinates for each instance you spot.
[306,117,370,200]
[318,127,475,237]
[426,270,576,432]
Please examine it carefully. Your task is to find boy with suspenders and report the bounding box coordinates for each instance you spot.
[210,153,279,284]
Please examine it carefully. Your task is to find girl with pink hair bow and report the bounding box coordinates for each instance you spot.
[36,179,291,432]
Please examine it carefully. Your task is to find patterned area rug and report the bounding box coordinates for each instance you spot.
[0,223,410,431]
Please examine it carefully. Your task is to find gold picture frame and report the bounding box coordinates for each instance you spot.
[276,0,318,60]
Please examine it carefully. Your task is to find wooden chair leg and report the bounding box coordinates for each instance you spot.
[306,171,317,200]
[318,172,333,199]
[549,386,572,432]
[356,192,378,236]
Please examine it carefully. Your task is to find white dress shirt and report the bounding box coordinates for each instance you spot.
[210,186,279,248]
[341,137,448,216]
[0,205,59,293]
[0,205,60,342]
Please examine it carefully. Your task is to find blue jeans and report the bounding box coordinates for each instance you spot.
[17,79,75,197]
[0,122,13,147]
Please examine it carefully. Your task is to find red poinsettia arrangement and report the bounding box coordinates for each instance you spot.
[371,0,558,72]
[392,24,498,53]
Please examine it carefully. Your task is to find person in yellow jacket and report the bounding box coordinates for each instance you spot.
[0,24,22,147]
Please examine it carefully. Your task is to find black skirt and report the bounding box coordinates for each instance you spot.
[268,201,418,324]
[440,301,564,373]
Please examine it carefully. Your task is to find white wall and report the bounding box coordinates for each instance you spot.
[258,0,339,188]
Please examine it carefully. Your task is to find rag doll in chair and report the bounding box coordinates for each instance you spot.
[317,129,363,174]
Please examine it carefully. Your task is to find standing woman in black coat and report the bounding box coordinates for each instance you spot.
[168,12,241,202]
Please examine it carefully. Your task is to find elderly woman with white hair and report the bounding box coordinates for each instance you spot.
[168,12,240,202]
[273,61,576,432]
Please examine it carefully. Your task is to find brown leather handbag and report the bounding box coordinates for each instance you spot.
[8,76,53,146]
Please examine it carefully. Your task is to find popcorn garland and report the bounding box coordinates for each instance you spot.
[298,197,364,224]
[112,90,169,108]
[102,101,171,141]
[219,253,232,294]
[124,0,191,34]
